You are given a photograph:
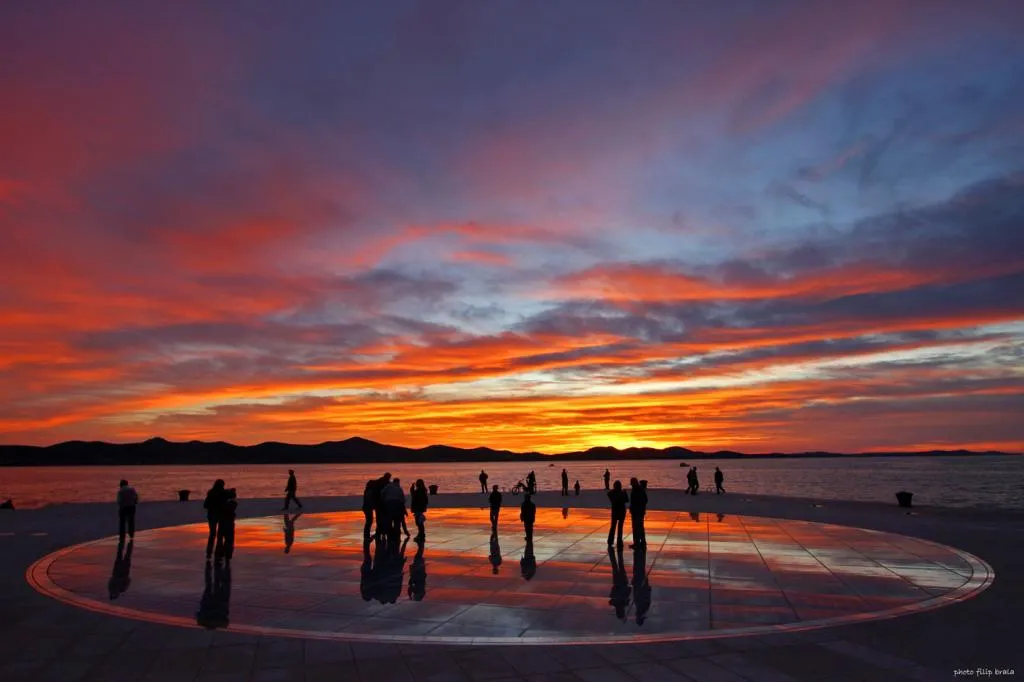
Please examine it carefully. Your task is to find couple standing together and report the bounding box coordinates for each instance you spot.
[607,477,648,548]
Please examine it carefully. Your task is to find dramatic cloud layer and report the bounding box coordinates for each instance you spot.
[1,1,1022,452]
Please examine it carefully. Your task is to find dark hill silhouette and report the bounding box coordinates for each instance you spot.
[0,437,1015,466]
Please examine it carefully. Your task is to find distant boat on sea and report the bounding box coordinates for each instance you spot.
[679,462,688,467]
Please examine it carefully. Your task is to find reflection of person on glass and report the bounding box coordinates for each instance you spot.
[689,511,700,523]
[360,538,374,601]
[520,538,537,581]
[108,539,134,600]
[608,545,630,621]
[196,561,232,629]
[488,530,502,574]
[283,512,301,553]
[408,540,426,601]
[631,545,651,625]
[378,537,408,604]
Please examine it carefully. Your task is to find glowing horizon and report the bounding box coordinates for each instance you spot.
[1,2,1022,454]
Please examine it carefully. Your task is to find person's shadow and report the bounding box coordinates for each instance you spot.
[284,512,302,554]
[488,530,503,574]
[689,511,701,523]
[520,538,537,581]
[608,545,630,621]
[631,545,651,625]
[196,561,232,629]
[108,540,133,600]
[408,539,426,601]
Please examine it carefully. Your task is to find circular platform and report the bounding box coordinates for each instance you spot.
[27,508,991,644]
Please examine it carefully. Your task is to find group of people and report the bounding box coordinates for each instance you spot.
[361,473,430,545]
[606,477,649,548]
[684,466,726,495]
[203,479,239,564]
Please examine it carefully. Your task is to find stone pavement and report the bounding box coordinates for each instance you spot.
[2,489,1021,681]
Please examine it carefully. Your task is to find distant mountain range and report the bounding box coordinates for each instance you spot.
[0,436,1015,466]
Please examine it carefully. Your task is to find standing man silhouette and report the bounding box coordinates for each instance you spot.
[479,470,488,494]
[561,468,569,496]
[520,493,536,542]
[607,481,628,547]
[628,477,647,549]
[603,469,611,491]
[116,480,138,543]
[283,469,303,510]
[489,485,502,529]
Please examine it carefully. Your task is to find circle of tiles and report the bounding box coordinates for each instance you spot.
[27,509,992,645]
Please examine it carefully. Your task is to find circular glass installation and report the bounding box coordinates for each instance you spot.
[27,509,991,644]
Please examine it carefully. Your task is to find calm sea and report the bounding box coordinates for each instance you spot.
[1,456,1022,510]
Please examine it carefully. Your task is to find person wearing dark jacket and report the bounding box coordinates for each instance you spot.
[714,467,725,494]
[603,469,611,490]
[607,481,629,547]
[283,469,302,510]
[215,489,237,565]
[561,468,569,496]
[520,493,536,542]
[488,485,502,528]
[628,477,647,548]
[361,479,376,539]
[410,479,429,542]
[203,479,227,560]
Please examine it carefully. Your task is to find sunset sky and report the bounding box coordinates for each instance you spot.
[1,1,1022,453]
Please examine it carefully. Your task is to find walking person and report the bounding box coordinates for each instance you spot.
[520,493,536,542]
[410,479,429,542]
[479,470,488,494]
[489,485,502,529]
[714,467,725,495]
[116,479,138,543]
[607,480,628,547]
[283,469,302,510]
[603,469,610,491]
[691,467,700,495]
[629,477,647,549]
[203,479,227,560]
[561,468,569,496]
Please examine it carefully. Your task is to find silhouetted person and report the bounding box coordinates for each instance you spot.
[629,477,647,549]
[520,538,537,580]
[632,545,651,625]
[489,485,502,528]
[372,473,392,539]
[562,506,569,519]
[108,539,133,600]
[607,480,628,547]
[608,545,630,620]
[116,479,138,543]
[561,468,569,496]
[361,479,376,539]
[603,469,610,491]
[408,539,426,601]
[717,512,726,523]
[215,489,237,565]
[520,493,536,542]
[283,512,301,553]
[488,530,502,574]
[203,479,227,560]
[714,467,725,494]
[196,560,231,629]
[574,480,581,496]
[526,470,537,494]
[283,469,302,510]
[382,478,407,541]
[687,467,700,495]
[479,470,488,494]
[411,479,429,542]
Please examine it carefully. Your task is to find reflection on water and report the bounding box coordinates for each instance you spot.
[360,536,408,604]
[408,541,426,601]
[283,512,301,553]
[489,530,502,574]
[608,546,630,620]
[520,538,536,580]
[8,456,1023,509]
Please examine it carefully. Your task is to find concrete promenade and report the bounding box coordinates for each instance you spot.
[1,489,1021,682]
